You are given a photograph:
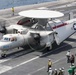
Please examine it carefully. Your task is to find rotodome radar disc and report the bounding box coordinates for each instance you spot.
[19,10,64,19]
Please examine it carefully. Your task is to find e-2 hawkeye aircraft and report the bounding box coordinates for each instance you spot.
[0,9,76,58]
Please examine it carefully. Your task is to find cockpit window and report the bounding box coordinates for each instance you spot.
[10,37,17,41]
[1,37,17,42]
[4,38,10,41]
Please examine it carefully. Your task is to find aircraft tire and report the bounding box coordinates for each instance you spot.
[46,47,50,50]
[1,54,6,58]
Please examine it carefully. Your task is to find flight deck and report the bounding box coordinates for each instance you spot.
[0,0,76,75]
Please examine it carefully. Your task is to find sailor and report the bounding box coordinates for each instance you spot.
[47,59,52,72]
[75,72,76,75]
[70,54,75,66]
[54,69,58,75]
[58,68,63,75]
[66,51,71,63]
[12,7,14,16]
[48,68,53,75]
[61,67,65,75]
[68,65,76,75]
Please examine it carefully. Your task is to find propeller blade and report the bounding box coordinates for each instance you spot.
[0,26,7,34]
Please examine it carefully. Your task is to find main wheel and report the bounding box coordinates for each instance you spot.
[46,47,50,50]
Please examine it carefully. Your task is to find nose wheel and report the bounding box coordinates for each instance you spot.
[1,54,6,58]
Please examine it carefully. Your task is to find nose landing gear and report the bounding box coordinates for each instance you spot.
[1,54,6,58]
[0,50,7,58]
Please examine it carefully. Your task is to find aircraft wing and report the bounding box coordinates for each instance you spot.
[30,30,55,35]
[40,31,55,35]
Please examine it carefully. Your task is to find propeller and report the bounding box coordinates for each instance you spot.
[31,33,41,45]
[0,26,7,34]
[33,33,41,44]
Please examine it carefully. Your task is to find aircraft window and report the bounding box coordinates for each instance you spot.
[13,29,18,34]
[10,38,14,41]
[1,37,10,41]
[17,31,21,34]
[10,37,17,41]
[4,38,9,41]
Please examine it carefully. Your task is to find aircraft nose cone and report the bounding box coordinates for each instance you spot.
[0,42,10,50]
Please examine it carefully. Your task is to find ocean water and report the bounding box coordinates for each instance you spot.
[0,0,56,9]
